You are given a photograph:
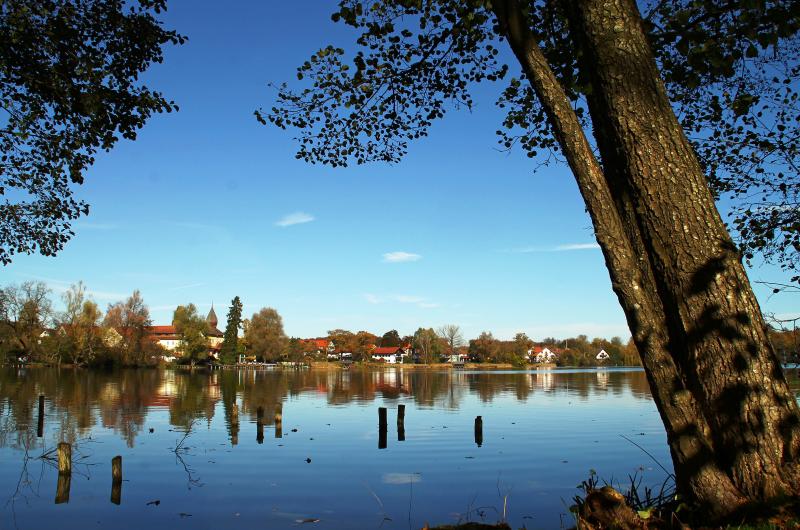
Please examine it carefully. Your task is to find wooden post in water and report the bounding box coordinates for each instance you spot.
[474,416,483,447]
[397,404,405,442]
[57,443,71,475]
[55,442,72,504]
[378,407,388,449]
[274,403,283,439]
[256,406,264,444]
[37,395,45,438]
[110,456,122,505]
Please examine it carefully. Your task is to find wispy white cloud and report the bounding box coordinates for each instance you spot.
[276,211,315,227]
[394,295,425,304]
[503,242,600,253]
[554,243,600,251]
[382,251,421,263]
[363,292,438,309]
[364,293,382,304]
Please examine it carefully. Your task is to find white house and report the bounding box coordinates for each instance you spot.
[372,346,404,364]
[533,347,558,363]
[596,349,610,361]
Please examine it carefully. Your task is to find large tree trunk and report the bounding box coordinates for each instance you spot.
[492,0,800,520]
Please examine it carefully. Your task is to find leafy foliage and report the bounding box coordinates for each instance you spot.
[258,0,506,167]
[0,0,185,263]
[220,296,242,364]
[103,290,155,366]
[173,303,208,363]
[264,0,800,281]
[380,329,401,347]
[244,307,287,362]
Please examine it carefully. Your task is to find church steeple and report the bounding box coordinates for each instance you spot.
[207,304,218,329]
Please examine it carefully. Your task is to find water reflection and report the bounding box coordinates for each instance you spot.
[1,366,797,450]
[1,366,798,529]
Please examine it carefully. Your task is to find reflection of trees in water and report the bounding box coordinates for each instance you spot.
[5,367,786,449]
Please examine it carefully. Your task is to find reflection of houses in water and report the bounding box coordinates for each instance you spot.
[596,369,609,389]
[531,370,555,392]
[372,369,408,398]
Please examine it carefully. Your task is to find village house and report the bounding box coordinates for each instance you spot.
[531,346,558,363]
[371,344,412,364]
[301,338,335,357]
[147,305,224,359]
[596,349,610,361]
[445,351,468,363]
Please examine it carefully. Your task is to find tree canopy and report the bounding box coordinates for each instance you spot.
[0,0,185,263]
[261,0,799,281]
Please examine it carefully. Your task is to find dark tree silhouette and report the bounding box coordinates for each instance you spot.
[0,0,185,263]
[264,0,800,520]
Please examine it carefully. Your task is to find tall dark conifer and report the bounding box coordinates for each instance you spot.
[220,296,243,364]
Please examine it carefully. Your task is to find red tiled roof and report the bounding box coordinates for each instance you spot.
[315,339,329,349]
[373,346,402,355]
[149,325,177,334]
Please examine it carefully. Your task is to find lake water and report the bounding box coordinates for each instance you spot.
[1,366,798,529]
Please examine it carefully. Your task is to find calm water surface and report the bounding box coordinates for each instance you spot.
[1,366,799,529]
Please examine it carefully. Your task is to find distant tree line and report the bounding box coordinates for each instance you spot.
[4,281,797,368]
[0,281,159,367]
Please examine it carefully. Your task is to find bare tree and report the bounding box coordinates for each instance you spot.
[437,325,464,355]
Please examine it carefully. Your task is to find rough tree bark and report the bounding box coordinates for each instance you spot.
[492,0,800,519]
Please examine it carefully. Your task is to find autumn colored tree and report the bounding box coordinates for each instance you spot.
[103,290,154,366]
[353,330,377,362]
[468,331,499,363]
[413,327,441,364]
[58,282,103,365]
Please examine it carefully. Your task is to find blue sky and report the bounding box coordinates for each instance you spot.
[2,1,796,341]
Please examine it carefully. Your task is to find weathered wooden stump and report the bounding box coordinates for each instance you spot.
[474,416,483,447]
[57,443,71,475]
[256,421,264,444]
[397,404,406,441]
[37,395,45,438]
[110,456,122,505]
[378,407,388,449]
